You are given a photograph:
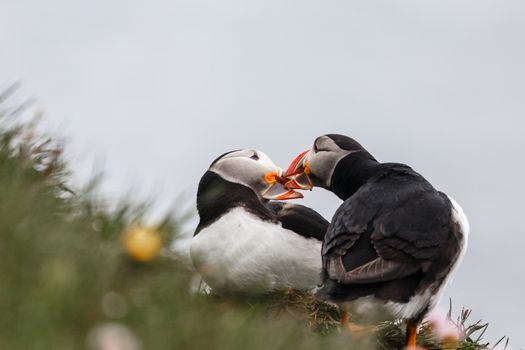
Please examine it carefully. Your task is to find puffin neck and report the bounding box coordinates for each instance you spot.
[194,171,274,235]
[329,151,380,200]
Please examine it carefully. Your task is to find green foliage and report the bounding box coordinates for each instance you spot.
[0,92,504,350]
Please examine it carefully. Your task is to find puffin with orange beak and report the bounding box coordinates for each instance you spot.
[285,135,469,349]
[191,149,329,294]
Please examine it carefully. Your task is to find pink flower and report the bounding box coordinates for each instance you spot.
[425,308,463,342]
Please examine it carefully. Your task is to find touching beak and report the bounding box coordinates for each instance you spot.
[262,170,304,200]
[284,150,313,190]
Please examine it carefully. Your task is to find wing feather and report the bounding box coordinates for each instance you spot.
[327,256,421,284]
[322,173,452,285]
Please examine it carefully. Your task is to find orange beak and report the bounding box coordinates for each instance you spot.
[284,150,311,177]
[284,150,313,190]
[262,171,304,200]
[273,190,304,200]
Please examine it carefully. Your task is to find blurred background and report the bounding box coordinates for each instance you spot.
[1,0,524,347]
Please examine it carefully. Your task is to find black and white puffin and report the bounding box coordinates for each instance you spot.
[191,149,329,295]
[284,134,469,349]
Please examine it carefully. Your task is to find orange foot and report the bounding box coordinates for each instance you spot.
[405,321,418,350]
[340,311,377,337]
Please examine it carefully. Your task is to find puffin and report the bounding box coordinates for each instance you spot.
[191,149,329,295]
[284,134,469,349]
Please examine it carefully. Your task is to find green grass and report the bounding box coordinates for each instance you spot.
[0,91,505,350]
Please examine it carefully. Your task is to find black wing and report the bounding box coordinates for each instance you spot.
[266,201,329,241]
[323,170,452,285]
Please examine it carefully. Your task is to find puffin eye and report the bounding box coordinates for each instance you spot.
[250,152,259,161]
[314,143,326,153]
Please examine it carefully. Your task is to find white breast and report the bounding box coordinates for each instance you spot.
[426,195,470,305]
[190,207,322,294]
[446,195,470,280]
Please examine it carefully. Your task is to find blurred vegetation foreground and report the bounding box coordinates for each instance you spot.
[0,98,500,350]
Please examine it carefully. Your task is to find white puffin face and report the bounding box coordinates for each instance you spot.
[305,136,353,188]
[284,135,359,190]
[209,149,303,200]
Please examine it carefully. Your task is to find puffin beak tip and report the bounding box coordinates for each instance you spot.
[262,172,304,201]
[284,149,311,177]
[275,190,304,200]
[283,149,313,191]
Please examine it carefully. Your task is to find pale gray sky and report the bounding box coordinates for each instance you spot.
[1,0,524,346]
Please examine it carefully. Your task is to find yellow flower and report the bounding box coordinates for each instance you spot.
[122,225,162,262]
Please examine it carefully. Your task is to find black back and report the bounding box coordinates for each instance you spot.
[318,159,463,313]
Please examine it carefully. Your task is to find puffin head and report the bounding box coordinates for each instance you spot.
[284,134,373,191]
[209,149,303,200]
